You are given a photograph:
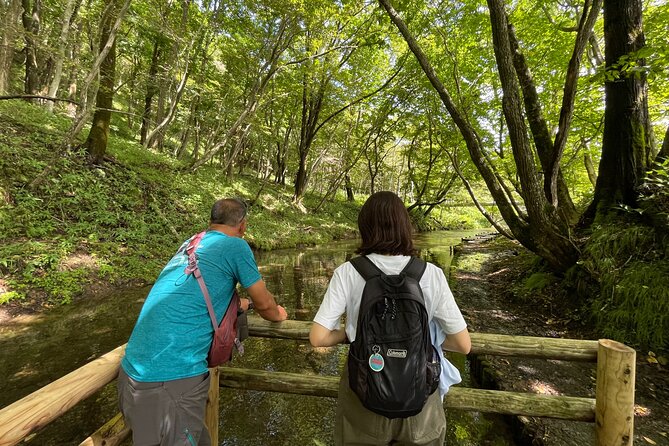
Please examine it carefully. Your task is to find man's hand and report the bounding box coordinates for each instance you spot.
[275,305,288,321]
[247,280,288,322]
[240,298,251,312]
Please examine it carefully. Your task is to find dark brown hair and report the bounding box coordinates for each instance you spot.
[210,198,247,226]
[356,191,416,256]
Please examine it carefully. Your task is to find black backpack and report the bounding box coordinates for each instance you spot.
[348,255,441,419]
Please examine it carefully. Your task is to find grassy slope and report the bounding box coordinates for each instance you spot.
[0,101,360,308]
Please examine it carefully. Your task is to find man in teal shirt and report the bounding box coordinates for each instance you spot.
[118,198,287,445]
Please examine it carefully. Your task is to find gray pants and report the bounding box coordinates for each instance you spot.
[117,368,212,446]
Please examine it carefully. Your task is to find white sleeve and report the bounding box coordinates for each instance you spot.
[425,265,467,334]
[313,267,348,331]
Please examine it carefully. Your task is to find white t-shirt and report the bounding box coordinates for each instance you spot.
[313,253,467,342]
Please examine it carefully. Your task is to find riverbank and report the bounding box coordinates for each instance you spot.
[450,237,669,446]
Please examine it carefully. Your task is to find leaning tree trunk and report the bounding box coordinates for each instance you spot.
[587,0,652,220]
[66,0,130,145]
[379,0,580,272]
[140,41,160,145]
[84,3,118,164]
[45,0,79,112]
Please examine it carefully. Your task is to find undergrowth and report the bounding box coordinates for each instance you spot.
[0,101,359,307]
[575,218,669,350]
[411,202,493,231]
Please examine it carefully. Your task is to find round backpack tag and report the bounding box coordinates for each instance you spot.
[368,345,384,372]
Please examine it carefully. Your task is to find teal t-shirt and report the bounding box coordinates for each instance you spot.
[121,231,261,381]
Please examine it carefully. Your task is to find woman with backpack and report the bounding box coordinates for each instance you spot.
[310,191,471,446]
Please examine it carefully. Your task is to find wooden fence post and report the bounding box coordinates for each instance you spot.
[205,367,220,445]
[595,339,636,446]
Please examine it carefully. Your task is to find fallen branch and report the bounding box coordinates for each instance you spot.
[0,95,80,105]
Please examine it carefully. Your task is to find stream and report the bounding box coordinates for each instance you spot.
[0,230,516,445]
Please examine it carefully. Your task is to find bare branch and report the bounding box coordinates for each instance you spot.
[0,94,78,104]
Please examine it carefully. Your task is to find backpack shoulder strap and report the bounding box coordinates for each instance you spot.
[350,255,384,280]
[183,231,219,330]
[182,231,244,355]
[185,231,207,258]
[401,257,427,282]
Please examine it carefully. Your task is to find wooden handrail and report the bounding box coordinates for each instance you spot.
[0,345,126,446]
[0,319,633,446]
[217,367,596,421]
[246,316,600,361]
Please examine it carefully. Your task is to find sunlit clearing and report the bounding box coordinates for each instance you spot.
[489,309,517,322]
[518,365,539,375]
[312,346,336,354]
[634,405,651,417]
[529,380,560,395]
[13,365,38,380]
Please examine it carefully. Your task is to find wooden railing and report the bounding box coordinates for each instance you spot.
[0,317,636,446]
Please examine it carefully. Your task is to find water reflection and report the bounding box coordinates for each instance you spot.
[0,230,515,445]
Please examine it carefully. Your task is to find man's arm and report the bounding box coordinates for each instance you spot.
[246,279,287,322]
[441,327,471,354]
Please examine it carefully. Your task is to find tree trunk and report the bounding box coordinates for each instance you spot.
[176,97,198,158]
[658,124,669,162]
[275,140,286,185]
[584,153,598,186]
[140,41,160,145]
[45,0,79,112]
[294,149,310,201]
[65,0,130,144]
[273,99,296,186]
[587,0,652,219]
[345,174,354,201]
[0,0,23,94]
[84,2,118,164]
[191,116,201,160]
[145,0,192,150]
[21,0,40,99]
[546,0,602,208]
[151,75,167,150]
[293,75,324,202]
[379,0,579,271]
[65,26,80,117]
[144,56,190,149]
[191,19,291,171]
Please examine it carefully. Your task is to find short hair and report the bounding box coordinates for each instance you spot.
[356,191,416,256]
[210,198,248,226]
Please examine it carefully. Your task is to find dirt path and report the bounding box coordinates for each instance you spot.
[450,238,668,446]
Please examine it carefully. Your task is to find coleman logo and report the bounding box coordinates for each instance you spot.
[386,348,407,358]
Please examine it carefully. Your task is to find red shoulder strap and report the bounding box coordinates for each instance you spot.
[183,231,219,330]
[182,231,243,355]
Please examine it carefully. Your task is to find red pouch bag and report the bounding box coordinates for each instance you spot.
[206,290,242,367]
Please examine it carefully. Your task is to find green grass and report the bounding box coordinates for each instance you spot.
[0,101,360,307]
